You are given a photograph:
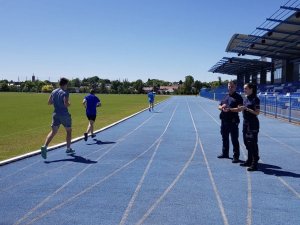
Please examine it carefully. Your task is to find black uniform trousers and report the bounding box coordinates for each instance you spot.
[220,120,240,159]
[243,123,259,164]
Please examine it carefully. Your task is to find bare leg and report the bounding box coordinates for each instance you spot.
[86,120,95,135]
[44,126,59,147]
[65,127,72,149]
[86,120,95,134]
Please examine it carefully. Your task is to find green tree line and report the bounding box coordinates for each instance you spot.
[0,75,228,95]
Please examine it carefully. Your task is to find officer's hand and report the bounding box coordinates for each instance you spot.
[238,106,246,111]
[223,107,230,112]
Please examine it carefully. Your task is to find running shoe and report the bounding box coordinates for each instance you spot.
[66,148,75,154]
[41,146,47,159]
[84,133,88,141]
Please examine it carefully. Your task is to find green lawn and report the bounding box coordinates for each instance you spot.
[0,92,169,161]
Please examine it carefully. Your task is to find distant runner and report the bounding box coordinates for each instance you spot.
[147,90,155,112]
[83,89,101,141]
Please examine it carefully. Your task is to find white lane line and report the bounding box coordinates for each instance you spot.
[0,160,41,181]
[241,142,300,200]
[196,100,251,225]
[119,140,162,225]
[246,172,252,225]
[277,177,300,199]
[198,137,229,225]
[0,145,110,192]
[134,99,198,225]
[119,104,178,225]
[260,132,300,155]
[16,102,176,225]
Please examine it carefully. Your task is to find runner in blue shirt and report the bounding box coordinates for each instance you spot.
[147,90,155,112]
[83,89,101,141]
[41,77,74,159]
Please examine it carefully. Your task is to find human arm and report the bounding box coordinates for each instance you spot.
[218,104,230,112]
[228,106,241,112]
[82,98,87,108]
[96,97,101,107]
[64,96,70,107]
[47,95,53,105]
[245,107,260,115]
[238,97,260,115]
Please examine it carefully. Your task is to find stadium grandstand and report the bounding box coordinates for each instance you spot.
[204,0,300,123]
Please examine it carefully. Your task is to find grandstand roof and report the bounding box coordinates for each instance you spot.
[209,57,273,75]
[226,5,300,60]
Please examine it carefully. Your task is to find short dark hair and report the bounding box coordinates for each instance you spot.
[59,77,69,86]
[90,89,95,94]
[228,80,236,86]
[245,83,257,96]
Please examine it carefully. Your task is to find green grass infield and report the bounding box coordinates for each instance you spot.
[0,92,169,161]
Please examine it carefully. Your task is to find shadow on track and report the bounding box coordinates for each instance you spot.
[258,163,300,178]
[86,139,116,145]
[44,155,97,164]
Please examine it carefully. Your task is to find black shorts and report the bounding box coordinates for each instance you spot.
[86,114,96,121]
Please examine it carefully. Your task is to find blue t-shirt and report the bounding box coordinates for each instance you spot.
[51,88,69,115]
[84,94,100,116]
[148,92,155,102]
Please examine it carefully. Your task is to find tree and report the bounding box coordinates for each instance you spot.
[111,80,122,94]
[70,78,81,87]
[99,82,108,94]
[0,82,9,91]
[35,80,45,92]
[122,79,131,94]
[193,80,202,95]
[22,81,35,92]
[183,75,194,95]
[133,79,144,94]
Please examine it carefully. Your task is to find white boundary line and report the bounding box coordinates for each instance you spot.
[0,99,169,166]
[195,99,252,225]
[119,104,178,225]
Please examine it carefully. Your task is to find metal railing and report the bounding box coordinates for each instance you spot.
[200,92,300,123]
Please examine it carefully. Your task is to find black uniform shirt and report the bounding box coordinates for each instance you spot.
[243,95,260,121]
[219,92,243,122]
[243,94,260,131]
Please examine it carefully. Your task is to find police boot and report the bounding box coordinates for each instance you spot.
[247,161,258,171]
[240,160,251,167]
[240,150,252,167]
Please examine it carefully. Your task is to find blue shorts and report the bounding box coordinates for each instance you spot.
[51,113,72,128]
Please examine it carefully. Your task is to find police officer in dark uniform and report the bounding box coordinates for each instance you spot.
[218,81,243,163]
[239,83,260,171]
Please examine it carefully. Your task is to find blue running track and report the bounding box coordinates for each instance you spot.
[0,96,299,225]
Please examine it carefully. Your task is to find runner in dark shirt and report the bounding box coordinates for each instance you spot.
[83,89,101,141]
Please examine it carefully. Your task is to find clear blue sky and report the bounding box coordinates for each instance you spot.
[0,0,286,83]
